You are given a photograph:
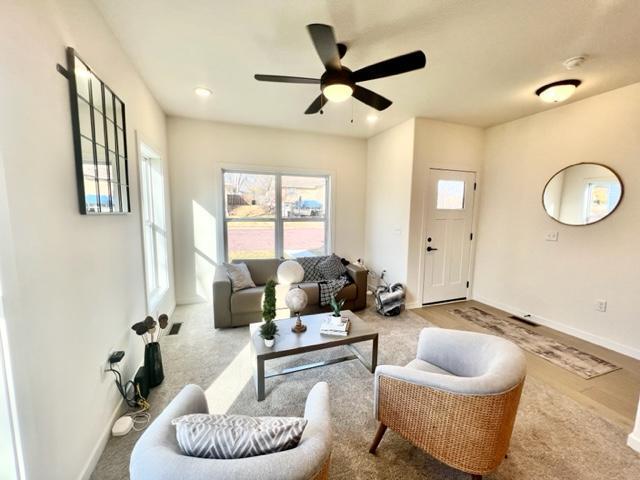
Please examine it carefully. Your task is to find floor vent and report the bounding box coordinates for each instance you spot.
[509,315,539,327]
[168,322,183,335]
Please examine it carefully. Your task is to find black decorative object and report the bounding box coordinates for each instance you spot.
[60,47,131,214]
[144,342,164,388]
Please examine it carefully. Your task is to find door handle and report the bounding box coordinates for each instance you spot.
[426,246,438,252]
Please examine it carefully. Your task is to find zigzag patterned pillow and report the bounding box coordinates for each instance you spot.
[171,413,307,459]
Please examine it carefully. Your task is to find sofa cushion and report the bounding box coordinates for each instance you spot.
[233,258,280,286]
[230,287,264,314]
[336,283,357,302]
[172,413,307,459]
[224,263,256,292]
[292,282,320,305]
[406,358,453,376]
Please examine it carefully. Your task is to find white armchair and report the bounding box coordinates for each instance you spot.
[370,328,526,479]
[131,382,332,480]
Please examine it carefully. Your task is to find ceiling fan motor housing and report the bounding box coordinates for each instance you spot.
[321,67,354,90]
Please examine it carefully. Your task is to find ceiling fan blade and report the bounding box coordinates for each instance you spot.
[307,24,342,71]
[304,94,327,114]
[352,85,392,111]
[352,50,426,83]
[254,74,320,84]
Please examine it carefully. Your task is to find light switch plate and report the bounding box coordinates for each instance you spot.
[545,231,559,241]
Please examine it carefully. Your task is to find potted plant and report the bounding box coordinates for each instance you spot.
[329,295,345,318]
[260,320,278,348]
[131,313,169,388]
[260,279,278,347]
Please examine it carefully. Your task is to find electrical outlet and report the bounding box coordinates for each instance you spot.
[545,231,559,242]
[595,299,607,312]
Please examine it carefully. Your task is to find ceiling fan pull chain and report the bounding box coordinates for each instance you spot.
[351,97,353,123]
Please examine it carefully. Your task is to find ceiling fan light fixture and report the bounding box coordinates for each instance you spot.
[535,79,581,103]
[366,113,378,124]
[322,83,353,102]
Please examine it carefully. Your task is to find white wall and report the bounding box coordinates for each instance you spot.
[167,117,367,304]
[0,1,174,478]
[405,118,484,306]
[474,82,640,359]
[364,119,415,286]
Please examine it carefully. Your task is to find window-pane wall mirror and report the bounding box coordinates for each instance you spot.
[63,47,131,214]
[542,163,623,226]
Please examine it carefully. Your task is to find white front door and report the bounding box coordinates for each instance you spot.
[422,169,476,304]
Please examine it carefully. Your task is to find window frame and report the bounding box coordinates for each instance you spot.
[221,168,332,261]
[139,144,169,310]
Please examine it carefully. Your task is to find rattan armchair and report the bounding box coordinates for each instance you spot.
[370,328,526,479]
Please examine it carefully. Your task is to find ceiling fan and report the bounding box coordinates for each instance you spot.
[254,24,427,115]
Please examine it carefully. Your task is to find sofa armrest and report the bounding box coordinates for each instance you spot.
[346,263,367,310]
[213,264,232,328]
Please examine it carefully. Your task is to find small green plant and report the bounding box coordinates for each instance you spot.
[329,295,345,317]
[259,319,279,340]
[262,279,277,322]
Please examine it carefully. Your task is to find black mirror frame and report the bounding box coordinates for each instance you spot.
[62,47,131,215]
[541,162,623,226]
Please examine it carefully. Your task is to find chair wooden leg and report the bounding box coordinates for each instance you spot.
[369,423,387,454]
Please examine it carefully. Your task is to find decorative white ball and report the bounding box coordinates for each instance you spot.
[285,287,308,313]
[277,260,304,285]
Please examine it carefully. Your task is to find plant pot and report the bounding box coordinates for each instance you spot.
[264,338,275,348]
[144,341,164,388]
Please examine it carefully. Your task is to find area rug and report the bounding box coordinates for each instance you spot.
[91,303,640,479]
[450,306,620,379]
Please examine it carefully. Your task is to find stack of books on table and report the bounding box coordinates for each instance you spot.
[320,316,351,336]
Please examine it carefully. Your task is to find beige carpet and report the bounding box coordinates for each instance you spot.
[92,302,640,479]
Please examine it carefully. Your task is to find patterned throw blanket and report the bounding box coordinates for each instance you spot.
[296,256,351,306]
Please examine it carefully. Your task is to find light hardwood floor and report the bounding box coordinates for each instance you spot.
[412,300,640,430]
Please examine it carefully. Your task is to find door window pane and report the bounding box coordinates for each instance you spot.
[226,221,275,260]
[283,221,325,258]
[436,180,465,209]
[282,176,326,218]
[224,172,276,218]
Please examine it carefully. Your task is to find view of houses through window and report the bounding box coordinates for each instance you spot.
[223,171,329,260]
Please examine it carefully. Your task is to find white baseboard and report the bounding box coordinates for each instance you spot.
[628,432,640,453]
[78,397,124,480]
[405,302,421,310]
[473,295,640,361]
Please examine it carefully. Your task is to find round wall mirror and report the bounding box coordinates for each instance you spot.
[542,163,622,226]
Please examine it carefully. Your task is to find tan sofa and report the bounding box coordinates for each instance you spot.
[213,258,367,328]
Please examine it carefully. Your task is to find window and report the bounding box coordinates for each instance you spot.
[436,180,465,209]
[140,146,169,307]
[223,171,330,261]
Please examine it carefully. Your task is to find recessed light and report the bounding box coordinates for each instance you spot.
[194,87,212,97]
[366,114,378,124]
[535,79,581,103]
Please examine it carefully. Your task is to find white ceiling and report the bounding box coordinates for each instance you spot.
[94,0,640,138]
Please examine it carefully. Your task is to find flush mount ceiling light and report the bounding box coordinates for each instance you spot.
[535,79,581,103]
[194,87,212,97]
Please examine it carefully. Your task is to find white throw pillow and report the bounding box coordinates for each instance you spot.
[277,260,304,285]
[224,263,256,292]
[172,413,307,459]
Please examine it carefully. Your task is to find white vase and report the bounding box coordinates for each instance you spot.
[264,338,275,348]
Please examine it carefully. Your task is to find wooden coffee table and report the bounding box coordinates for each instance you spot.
[249,310,378,401]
